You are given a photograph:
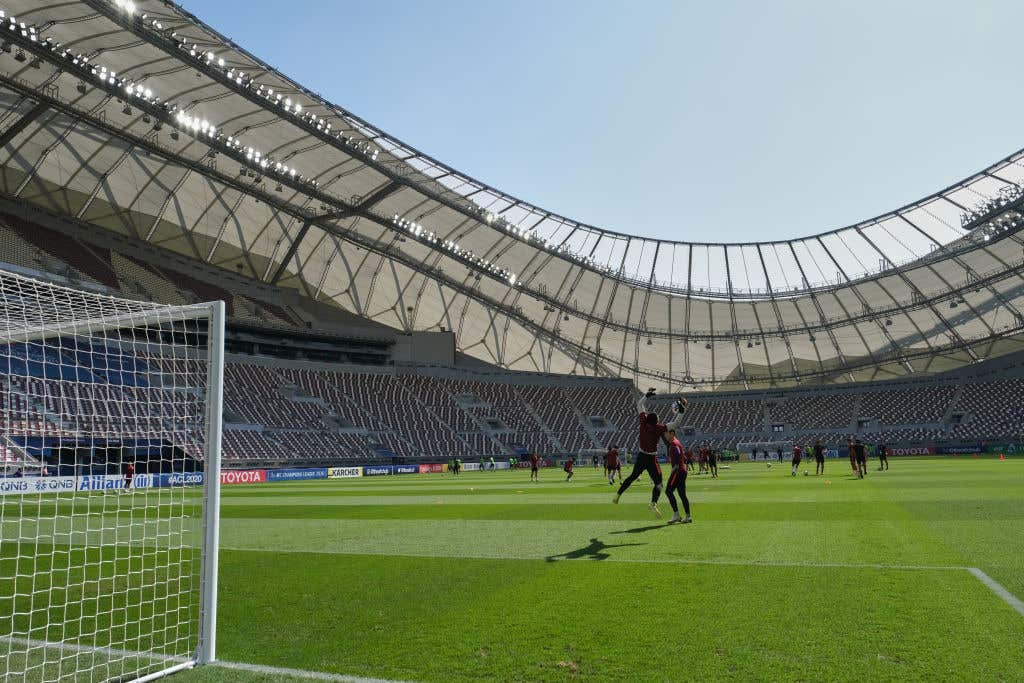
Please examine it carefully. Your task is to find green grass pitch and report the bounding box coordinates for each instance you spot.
[173,457,1024,682]
[4,457,1023,681]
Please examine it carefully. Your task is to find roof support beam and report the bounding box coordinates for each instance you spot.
[0,101,48,148]
[313,179,402,221]
[269,219,312,284]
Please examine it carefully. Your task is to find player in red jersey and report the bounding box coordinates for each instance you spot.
[529,451,540,482]
[605,446,621,485]
[563,456,575,482]
[612,390,686,518]
[123,461,135,493]
[791,444,802,477]
[663,430,693,524]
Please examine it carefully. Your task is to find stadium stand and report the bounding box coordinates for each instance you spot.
[1,207,1023,464]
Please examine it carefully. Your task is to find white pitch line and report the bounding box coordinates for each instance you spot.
[214,659,413,683]
[968,568,1024,617]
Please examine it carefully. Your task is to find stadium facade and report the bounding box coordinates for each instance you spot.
[0,0,1023,396]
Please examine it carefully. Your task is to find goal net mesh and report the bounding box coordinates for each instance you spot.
[0,269,222,682]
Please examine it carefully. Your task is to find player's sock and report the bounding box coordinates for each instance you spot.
[648,502,662,519]
[612,493,620,504]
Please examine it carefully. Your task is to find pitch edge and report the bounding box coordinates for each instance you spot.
[215,660,414,683]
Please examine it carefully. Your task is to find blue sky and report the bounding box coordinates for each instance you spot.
[192,0,1024,243]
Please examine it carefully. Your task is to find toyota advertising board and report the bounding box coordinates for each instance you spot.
[220,469,268,485]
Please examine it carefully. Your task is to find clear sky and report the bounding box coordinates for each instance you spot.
[191,0,1024,243]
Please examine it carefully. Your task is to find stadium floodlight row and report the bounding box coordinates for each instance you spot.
[0,0,1022,395]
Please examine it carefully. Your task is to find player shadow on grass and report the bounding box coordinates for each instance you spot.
[545,537,644,562]
[609,524,670,535]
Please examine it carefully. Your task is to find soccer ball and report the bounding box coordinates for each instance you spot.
[803,470,809,476]
[766,463,772,469]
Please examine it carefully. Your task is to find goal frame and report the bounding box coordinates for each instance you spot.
[1,295,225,681]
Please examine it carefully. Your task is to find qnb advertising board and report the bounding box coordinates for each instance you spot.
[1,473,205,496]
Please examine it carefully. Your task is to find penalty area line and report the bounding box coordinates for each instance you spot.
[968,568,1024,618]
[214,659,413,683]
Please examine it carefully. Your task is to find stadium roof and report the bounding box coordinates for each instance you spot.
[2,0,1024,390]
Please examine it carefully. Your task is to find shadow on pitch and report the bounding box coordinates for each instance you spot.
[545,537,644,562]
[610,524,670,535]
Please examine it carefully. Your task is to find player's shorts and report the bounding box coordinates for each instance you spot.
[668,467,686,487]
[815,455,825,464]
[856,454,866,464]
[791,457,801,465]
[530,466,538,473]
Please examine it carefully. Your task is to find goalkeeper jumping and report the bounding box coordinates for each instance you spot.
[612,389,687,518]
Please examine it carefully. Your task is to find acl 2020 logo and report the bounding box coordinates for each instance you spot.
[164,472,204,486]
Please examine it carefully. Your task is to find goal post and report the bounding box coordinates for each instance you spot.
[0,269,224,682]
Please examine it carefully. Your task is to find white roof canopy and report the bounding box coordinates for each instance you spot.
[1,0,1023,390]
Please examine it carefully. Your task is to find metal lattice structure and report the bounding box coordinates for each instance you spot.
[0,0,1023,391]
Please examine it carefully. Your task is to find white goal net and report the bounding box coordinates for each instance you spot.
[0,269,224,682]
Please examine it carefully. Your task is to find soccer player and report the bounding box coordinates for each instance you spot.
[123,460,135,493]
[777,446,783,463]
[708,447,718,479]
[564,456,575,481]
[847,438,858,477]
[454,457,462,476]
[877,442,889,471]
[612,390,687,518]
[529,451,540,482]
[664,430,693,524]
[791,444,802,477]
[813,439,825,476]
[854,439,867,478]
[489,456,495,471]
[605,446,620,485]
